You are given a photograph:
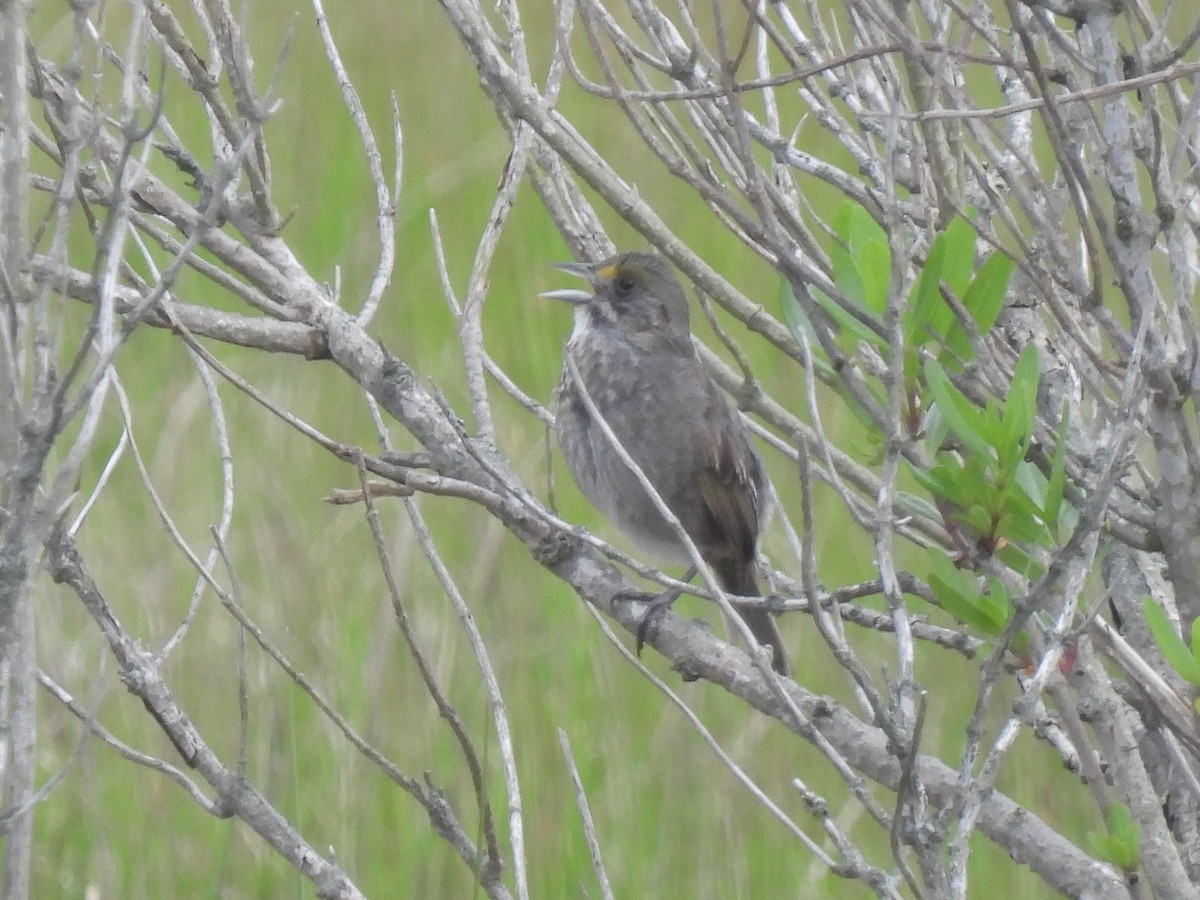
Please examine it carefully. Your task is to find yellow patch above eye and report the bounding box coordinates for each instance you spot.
[596,264,620,280]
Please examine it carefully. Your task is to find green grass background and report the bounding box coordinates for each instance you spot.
[26,2,1099,897]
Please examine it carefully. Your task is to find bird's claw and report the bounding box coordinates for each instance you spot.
[635,603,667,657]
[632,587,682,658]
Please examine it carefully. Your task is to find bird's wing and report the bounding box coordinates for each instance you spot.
[696,394,762,562]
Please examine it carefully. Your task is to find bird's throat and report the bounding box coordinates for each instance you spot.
[570,304,592,340]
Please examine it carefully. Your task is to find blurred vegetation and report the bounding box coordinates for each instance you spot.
[26,2,1096,897]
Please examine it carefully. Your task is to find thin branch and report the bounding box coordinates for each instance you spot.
[556,729,615,900]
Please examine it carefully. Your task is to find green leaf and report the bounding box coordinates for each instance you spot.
[995,345,1038,473]
[896,491,943,522]
[830,239,866,307]
[1043,405,1070,534]
[997,409,1029,475]
[1106,803,1137,840]
[981,398,1008,456]
[1007,345,1040,440]
[943,250,1014,363]
[961,504,994,538]
[1142,598,1200,686]
[940,216,977,298]
[924,359,992,458]
[813,287,886,349]
[905,233,950,345]
[922,401,948,453]
[832,202,891,314]
[1004,465,1055,548]
[778,278,836,380]
[1014,460,1046,507]
[961,251,1014,333]
[926,550,974,599]
[941,327,975,367]
[779,274,812,340]
[996,541,1041,580]
[1087,803,1140,872]
[980,576,1013,632]
[909,459,962,506]
[858,238,891,315]
[912,453,1000,520]
[957,456,997,510]
[927,551,1004,636]
[994,498,1049,545]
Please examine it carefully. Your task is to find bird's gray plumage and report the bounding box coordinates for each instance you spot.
[549,252,788,674]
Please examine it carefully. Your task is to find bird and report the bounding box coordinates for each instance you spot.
[543,251,790,675]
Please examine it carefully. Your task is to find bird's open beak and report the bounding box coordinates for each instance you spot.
[539,261,596,304]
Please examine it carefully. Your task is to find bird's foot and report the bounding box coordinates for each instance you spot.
[634,586,683,658]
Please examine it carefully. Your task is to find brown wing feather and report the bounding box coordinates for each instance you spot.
[695,397,791,676]
[696,399,762,564]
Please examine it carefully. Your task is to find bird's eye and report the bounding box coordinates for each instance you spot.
[614,273,637,295]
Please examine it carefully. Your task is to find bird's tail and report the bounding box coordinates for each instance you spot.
[718,562,790,676]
